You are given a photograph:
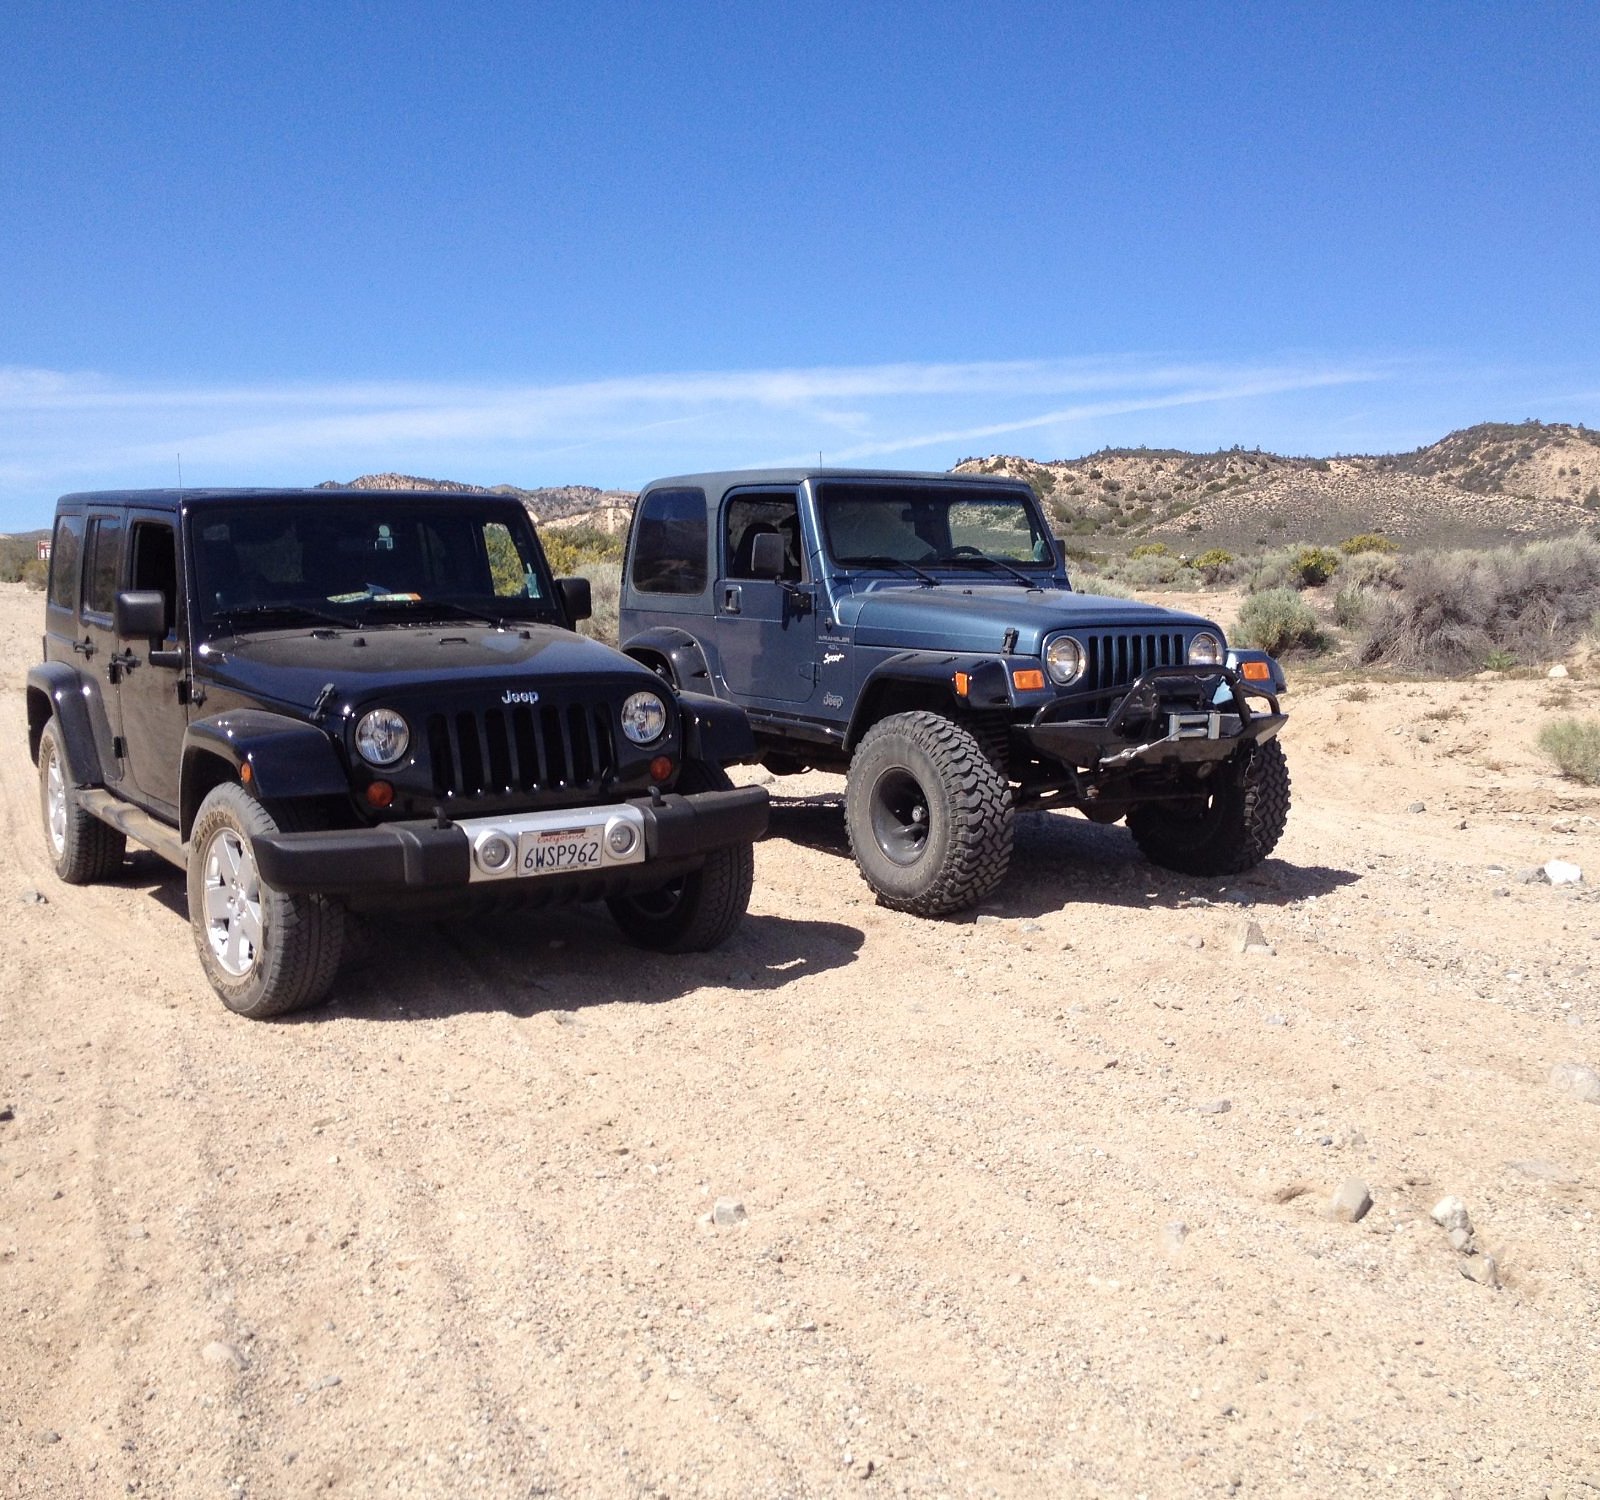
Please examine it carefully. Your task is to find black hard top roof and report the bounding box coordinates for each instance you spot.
[54,487,524,510]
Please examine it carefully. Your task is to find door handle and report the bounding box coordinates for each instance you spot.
[72,638,96,658]
[722,585,742,614]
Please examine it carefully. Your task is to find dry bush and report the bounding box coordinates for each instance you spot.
[1537,716,1600,785]
[1356,534,1600,674]
[1070,568,1134,599]
[1234,588,1325,655]
[573,561,622,645]
[1340,532,1398,555]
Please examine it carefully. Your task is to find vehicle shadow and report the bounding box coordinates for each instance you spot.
[769,793,1359,918]
[304,908,865,1023]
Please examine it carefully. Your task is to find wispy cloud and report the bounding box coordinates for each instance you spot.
[0,354,1394,526]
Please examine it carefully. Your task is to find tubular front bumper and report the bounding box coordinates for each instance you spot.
[1024,666,1286,770]
[250,785,769,896]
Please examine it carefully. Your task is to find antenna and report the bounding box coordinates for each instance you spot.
[818,450,823,468]
[177,453,184,492]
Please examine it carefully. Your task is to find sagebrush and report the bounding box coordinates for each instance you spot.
[1234,588,1324,654]
[1537,716,1600,785]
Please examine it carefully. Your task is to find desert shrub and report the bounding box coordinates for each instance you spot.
[1234,588,1325,654]
[1357,534,1600,673]
[1333,584,1369,628]
[572,560,622,645]
[1340,532,1398,555]
[1129,542,1171,559]
[1069,567,1133,599]
[1290,545,1342,585]
[1483,648,1517,671]
[541,525,624,576]
[1190,547,1234,583]
[0,537,49,588]
[1537,717,1600,784]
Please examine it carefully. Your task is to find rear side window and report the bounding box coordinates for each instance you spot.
[47,514,85,610]
[82,515,124,616]
[630,488,708,595]
[129,522,179,636]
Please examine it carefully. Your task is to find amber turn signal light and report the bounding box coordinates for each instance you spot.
[953,671,971,696]
[1011,668,1046,691]
[649,756,674,783]
[239,761,253,785]
[365,780,395,809]
[1240,660,1271,681]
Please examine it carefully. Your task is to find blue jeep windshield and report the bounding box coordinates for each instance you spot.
[819,481,1053,568]
[191,499,562,633]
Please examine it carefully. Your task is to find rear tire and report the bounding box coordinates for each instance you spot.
[38,719,125,884]
[845,711,1013,916]
[1127,739,1291,877]
[606,761,754,952]
[187,784,345,1018]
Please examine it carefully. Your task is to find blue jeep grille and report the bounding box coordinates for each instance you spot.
[426,701,616,799]
[1084,632,1187,695]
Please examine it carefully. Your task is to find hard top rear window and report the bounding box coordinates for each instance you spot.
[630,488,708,595]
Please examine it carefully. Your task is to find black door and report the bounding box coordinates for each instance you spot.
[77,510,126,785]
[116,515,185,812]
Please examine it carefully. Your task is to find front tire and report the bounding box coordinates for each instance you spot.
[38,718,125,884]
[606,761,754,952]
[1127,738,1291,877]
[187,784,345,1018]
[845,711,1013,916]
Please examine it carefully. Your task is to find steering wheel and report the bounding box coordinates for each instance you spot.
[941,545,985,558]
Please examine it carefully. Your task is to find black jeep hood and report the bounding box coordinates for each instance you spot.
[842,585,1221,655]
[197,624,659,713]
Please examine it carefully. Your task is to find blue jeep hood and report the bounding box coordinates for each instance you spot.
[842,584,1221,655]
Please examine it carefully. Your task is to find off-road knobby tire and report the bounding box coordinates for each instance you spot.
[38,718,125,884]
[845,711,1013,917]
[1126,738,1291,877]
[605,760,754,953]
[187,784,345,1019]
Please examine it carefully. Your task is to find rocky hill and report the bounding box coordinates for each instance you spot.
[324,422,1600,554]
[955,420,1600,552]
[318,473,636,531]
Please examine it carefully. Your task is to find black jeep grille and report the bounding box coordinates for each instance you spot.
[1084,632,1187,695]
[426,701,617,799]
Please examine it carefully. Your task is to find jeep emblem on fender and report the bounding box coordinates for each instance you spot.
[502,689,540,705]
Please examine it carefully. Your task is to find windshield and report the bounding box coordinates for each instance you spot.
[189,499,561,635]
[818,481,1053,568]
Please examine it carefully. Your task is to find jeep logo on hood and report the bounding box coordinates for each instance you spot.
[502,689,540,705]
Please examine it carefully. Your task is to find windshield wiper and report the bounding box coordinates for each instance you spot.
[848,554,940,586]
[211,602,356,632]
[360,598,518,628]
[931,552,1041,587]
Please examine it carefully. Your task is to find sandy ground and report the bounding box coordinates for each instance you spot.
[3,578,1599,1499]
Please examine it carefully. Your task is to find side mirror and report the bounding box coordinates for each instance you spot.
[748,530,786,579]
[557,576,592,622]
[1052,535,1069,570]
[115,589,167,640]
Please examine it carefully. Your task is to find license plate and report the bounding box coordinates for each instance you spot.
[517,826,605,876]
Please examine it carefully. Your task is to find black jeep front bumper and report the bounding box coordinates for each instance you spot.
[1024,666,1286,771]
[250,785,768,898]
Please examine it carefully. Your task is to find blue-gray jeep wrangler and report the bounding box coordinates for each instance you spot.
[618,469,1288,916]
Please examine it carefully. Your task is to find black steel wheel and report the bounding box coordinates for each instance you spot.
[845,711,1013,916]
[1127,739,1291,877]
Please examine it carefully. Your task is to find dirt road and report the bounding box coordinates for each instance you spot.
[3,579,1598,1498]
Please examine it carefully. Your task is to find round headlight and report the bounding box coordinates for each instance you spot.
[1045,635,1087,685]
[1188,631,1224,666]
[355,707,410,766]
[621,691,667,745]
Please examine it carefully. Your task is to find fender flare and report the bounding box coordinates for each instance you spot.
[845,651,1010,750]
[26,662,104,784]
[621,627,714,693]
[181,710,350,838]
[675,691,756,767]
[1225,647,1288,694]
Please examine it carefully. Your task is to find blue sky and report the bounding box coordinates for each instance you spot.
[2,1,1597,529]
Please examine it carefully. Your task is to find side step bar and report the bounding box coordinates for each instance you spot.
[78,789,188,871]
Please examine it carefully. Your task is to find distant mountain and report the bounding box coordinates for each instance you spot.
[317,473,637,531]
[323,422,1600,555]
[954,420,1600,552]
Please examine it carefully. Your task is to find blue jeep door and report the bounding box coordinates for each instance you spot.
[709,489,817,705]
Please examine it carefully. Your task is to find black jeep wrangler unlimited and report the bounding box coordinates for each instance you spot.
[27,488,767,1018]
[618,469,1288,916]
